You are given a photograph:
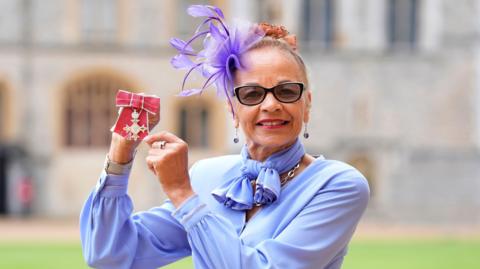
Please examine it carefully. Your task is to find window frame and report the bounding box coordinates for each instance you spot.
[80,0,119,44]
[302,0,336,49]
[387,0,419,50]
[63,72,134,148]
[177,101,211,149]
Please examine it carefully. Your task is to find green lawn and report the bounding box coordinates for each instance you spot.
[342,239,480,269]
[0,239,479,269]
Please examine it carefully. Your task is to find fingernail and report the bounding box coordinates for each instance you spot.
[143,135,150,141]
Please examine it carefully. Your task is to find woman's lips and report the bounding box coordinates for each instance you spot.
[256,120,289,129]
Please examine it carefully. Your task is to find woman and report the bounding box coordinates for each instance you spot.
[80,5,369,269]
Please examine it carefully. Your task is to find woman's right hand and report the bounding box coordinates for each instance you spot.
[108,107,161,164]
[108,133,138,164]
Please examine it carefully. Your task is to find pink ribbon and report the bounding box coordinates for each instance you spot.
[115,90,160,115]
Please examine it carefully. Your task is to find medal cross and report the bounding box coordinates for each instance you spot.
[123,109,148,141]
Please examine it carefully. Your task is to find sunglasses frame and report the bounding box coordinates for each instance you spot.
[233,82,305,106]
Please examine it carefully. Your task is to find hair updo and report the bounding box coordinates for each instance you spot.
[245,22,310,89]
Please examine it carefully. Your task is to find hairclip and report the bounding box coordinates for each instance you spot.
[170,5,265,114]
[258,22,298,51]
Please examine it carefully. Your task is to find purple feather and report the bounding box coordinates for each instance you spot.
[201,70,221,90]
[225,54,241,81]
[177,88,203,96]
[170,4,265,116]
[209,23,226,42]
[181,63,203,92]
[181,30,210,52]
[171,54,195,70]
[213,6,224,19]
[169,38,195,55]
[187,5,219,18]
[194,17,228,36]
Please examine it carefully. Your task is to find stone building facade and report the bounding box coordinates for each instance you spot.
[0,0,478,225]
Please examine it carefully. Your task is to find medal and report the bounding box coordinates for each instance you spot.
[111,90,160,141]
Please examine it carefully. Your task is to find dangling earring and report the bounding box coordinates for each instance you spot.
[233,127,239,143]
[303,123,309,139]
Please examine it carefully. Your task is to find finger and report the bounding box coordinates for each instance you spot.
[144,131,185,146]
[148,112,160,130]
[148,147,162,156]
[151,141,162,149]
[146,156,159,175]
[151,141,168,150]
[143,131,167,146]
[147,163,156,175]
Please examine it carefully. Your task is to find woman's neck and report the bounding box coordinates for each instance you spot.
[246,140,296,162]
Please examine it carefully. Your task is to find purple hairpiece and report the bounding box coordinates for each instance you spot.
[170,5,265,114]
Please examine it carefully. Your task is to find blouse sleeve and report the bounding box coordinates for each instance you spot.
[79,170,191,269]
[172,169,369,269]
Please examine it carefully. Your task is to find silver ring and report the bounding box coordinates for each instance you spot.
[159,140,167,149]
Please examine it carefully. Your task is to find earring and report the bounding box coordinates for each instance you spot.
[233,128,239,143]
[303,123,309,139]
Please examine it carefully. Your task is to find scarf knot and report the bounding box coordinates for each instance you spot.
[211,139,305,210]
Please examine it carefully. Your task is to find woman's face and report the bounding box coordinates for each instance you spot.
[233,47,311,158]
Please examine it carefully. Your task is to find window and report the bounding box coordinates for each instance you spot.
[178,102,210,149]
[387,0,419,49]
[0,0,21,43]
[81,0,118,44]
[64,72,134,147]
[302,0,336,48]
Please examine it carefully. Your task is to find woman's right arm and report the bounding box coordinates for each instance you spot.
[79,134,191,269]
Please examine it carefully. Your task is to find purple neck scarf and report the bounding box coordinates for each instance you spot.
[211,139,305,210]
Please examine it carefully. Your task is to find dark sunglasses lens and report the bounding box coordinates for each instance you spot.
[274,83,302,102]
[237,86,265,105]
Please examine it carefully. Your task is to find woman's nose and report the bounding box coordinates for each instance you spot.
[260,92,281,111]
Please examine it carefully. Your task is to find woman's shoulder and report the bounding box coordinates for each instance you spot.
[306,156,359,175]
[303,157,370,195]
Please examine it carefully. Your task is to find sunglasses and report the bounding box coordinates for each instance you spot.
[234,82,305,106]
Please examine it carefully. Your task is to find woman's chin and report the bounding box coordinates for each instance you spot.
[251,135,296,150]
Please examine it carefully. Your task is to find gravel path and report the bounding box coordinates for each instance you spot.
[0,217,80,242]
[0,217,479,242]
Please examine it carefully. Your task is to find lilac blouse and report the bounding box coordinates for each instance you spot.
[80,155,369,269]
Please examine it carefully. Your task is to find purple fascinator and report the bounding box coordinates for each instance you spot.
[170,5,265,113]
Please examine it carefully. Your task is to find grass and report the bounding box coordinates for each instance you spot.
[0,242,86,269]
[0,239,478,269]
[342,239,480,269]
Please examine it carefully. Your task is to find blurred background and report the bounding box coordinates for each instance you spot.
[0,0,479,268]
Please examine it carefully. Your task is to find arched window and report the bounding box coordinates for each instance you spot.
[177,100,211,149]
[64,72,135,147]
